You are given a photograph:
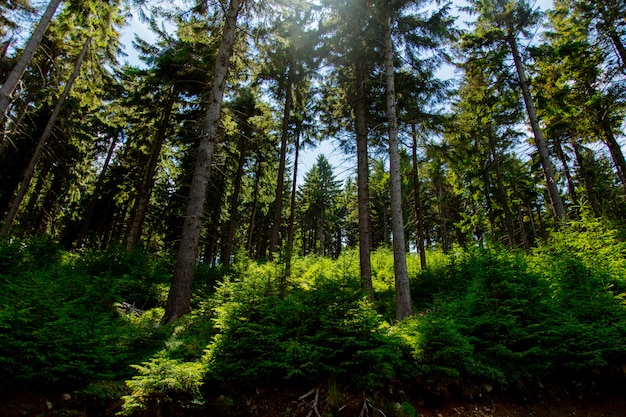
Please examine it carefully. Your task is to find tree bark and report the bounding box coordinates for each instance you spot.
[221,142,248,265]
[0,0,62,122]
[384,14,412,320]
[1,37,90,236]
[487,127,516,246]
[269,69,293,259]
[126,92,176,249]
[284,128,301,280]
[76,131,119,247]
[507,33,565,221]
[410,124,426,269]
[354,59,375,301]
[163,0,243,324]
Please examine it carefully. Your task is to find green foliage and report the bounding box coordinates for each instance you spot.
[120,356,204,415]
[0,239,171,390]
[204,267,403,391]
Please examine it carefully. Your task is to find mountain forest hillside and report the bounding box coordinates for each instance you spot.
[0,0,625,414]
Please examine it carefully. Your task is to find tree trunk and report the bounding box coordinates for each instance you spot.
[247,157,263,257]
[284,128,301,280]
[126,92,176,249]
[1,37,90,236]
[76,131,119,247]
[0,0,62,122]
[507,33,565,221]
[163,0,243,324]
[488,128,517,246]
[221,142,248,265]
[410,124,425,269]
[384,14,412,320]
[354,59,375,301]
[572,140,602,217]
[269,69,293,259]
[599,116,626,195]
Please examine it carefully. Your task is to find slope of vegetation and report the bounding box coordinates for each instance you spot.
[1,214,625,416]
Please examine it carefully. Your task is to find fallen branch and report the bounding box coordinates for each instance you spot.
[299,387,321,417]
[359,398,386,417]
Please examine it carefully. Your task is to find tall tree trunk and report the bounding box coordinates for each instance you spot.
[572,140,602,217]
[164,0,243,324]
[247,157,263,257]
[599,116,626,195]
[0,89,36,158]
[269,69,293,259]
[126,92,176,249]
[554,139,578,207]
[384,14,412,320]
[488,128,516,246]
[0,0,62,122]
[507,33,565,221]
[1,37,90,237]
[221,142,248,265]
[76,131,119,247]
[410,124,426,269]
[284,128,301,280]
[354,59,375,301]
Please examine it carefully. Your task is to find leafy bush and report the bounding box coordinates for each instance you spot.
[0,239,172,390]
[121,356,205,416]
[204,271,404,391]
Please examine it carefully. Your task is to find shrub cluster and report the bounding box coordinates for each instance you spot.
[0,239,173,390]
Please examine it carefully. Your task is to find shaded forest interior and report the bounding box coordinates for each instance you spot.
[1,0,626,414]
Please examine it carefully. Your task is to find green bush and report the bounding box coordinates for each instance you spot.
[0,239,171,390]
[204,272,404,391]
[121,356,205,416]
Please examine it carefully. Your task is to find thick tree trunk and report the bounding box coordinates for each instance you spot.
[354,60,375,301]
[0,0,62,122]
[163,0,243,324]
[269,70,293,259]
[507,33,565,221]
[410,124,426,269]
[384,14,412,320]
[126,92,176,249]
[1,37,90,236]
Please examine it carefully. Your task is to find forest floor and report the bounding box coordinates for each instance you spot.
[1,382,624,417]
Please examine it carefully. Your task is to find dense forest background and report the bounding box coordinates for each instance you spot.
[1,0,625,414]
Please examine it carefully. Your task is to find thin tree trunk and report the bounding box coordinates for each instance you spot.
[354,59,375,301]
[164,0,243,324]
[410,124,425,269]
[1,37,90,236]
[269,70,293,259]
[384,14,412,320]
[284,128,301,280]
[126,92,176,249]
[572,140,602,217]
[247,157,262,257]
[221,142,248,265]
[555,139,578,207]
[507,33,565,221]
[599,117,626,195]
[0,0,62,121]
[76,131,119,247]
[488,128,516,246]
[0,89,36,158]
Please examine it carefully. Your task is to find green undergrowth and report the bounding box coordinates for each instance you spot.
[1,213,626,415]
